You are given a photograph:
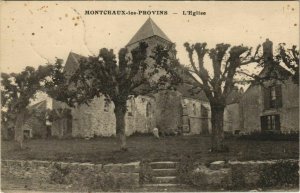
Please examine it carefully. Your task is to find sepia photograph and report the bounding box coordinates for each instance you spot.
[0,1,299,192]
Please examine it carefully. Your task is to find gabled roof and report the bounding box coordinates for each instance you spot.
[127,18,172,46]
[258,63,292,79]
[64,52,86,75]
[28,100,47,111]
[243,63,293,96]
[176,83,209,101]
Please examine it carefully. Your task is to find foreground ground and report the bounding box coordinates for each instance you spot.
[1,178,299,192]
[1,175,299,192]
[2,135,298,163]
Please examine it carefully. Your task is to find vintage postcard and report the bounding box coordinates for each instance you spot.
[1,1,299,192]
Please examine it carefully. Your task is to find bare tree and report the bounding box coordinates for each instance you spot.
[275,44,299,84]
[183,42,262,152]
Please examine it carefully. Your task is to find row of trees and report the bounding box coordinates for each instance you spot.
[1,40,298,151]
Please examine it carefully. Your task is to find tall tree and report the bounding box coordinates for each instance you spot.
[46,42,179,150]
[1,65,53,148]
[183,42,262,152]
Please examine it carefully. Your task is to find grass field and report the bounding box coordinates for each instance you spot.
[1,135,299,164]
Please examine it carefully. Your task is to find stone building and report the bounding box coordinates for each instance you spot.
[239,68,299,133]
[239,40,299,133]
[52,18,237,138]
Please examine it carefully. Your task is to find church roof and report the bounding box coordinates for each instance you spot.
[28,100,47,111]
[64,52,86,76]
[176,83,209,101]
[127,18,172,46]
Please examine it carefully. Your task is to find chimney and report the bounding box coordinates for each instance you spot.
[262,38,273,65]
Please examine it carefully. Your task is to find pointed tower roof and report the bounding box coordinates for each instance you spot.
[64,52,86,75]
[127,18,172,46]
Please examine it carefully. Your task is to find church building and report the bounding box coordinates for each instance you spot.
[51,18,236,138]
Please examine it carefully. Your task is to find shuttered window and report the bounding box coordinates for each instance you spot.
[275,85,282,108]
[263,87,270,109]
[263,85,283,109]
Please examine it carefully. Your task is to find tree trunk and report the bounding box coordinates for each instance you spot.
[14,109,26,149]
[210,104,227,152]
[114,102,127,151]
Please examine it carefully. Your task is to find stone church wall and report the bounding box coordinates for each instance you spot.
[71,96,115,138]
[154,90,183,134]
[128,96,156,135]
[182,98,212,134]
[224,103,240,134]
[52,95,156,138]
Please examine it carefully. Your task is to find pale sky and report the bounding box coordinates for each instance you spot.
[0,1,299,73]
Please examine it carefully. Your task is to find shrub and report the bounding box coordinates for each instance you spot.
[237,131,299,141]
[177,155,197,184]
[129,132,153,138]
[139,160,154,184]
[258,160,299,188]
[84,173,118,191]
[231,165,246,189]
[224,131,235,139]
[49,163,71,184]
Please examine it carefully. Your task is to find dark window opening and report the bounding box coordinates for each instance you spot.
[146,103,151,117]
[104,101,109,112]
[187,118,191,133]
[260,114,280,131]
[127,101,133,116]
[23,130,31,139]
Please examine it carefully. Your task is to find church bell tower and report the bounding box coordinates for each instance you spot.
[126,18,175,58]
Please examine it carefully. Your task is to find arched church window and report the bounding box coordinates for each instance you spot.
[201,105,209,118]
[146,102,151,117]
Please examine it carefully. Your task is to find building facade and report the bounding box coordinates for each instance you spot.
[239,40,299,134]
[240,75,299,133]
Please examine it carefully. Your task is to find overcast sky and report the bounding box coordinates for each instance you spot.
[0,1,299,74]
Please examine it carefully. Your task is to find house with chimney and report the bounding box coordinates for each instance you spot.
[51,18,239,138]
[239,39,299,133]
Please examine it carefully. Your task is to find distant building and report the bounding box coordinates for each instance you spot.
[239,40,299,133]
[22,100,48,139]
[2,93,52,140]
[52,18,239,138]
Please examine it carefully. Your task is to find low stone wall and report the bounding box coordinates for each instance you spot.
[1,160,140,191]
[191,159,299,189]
